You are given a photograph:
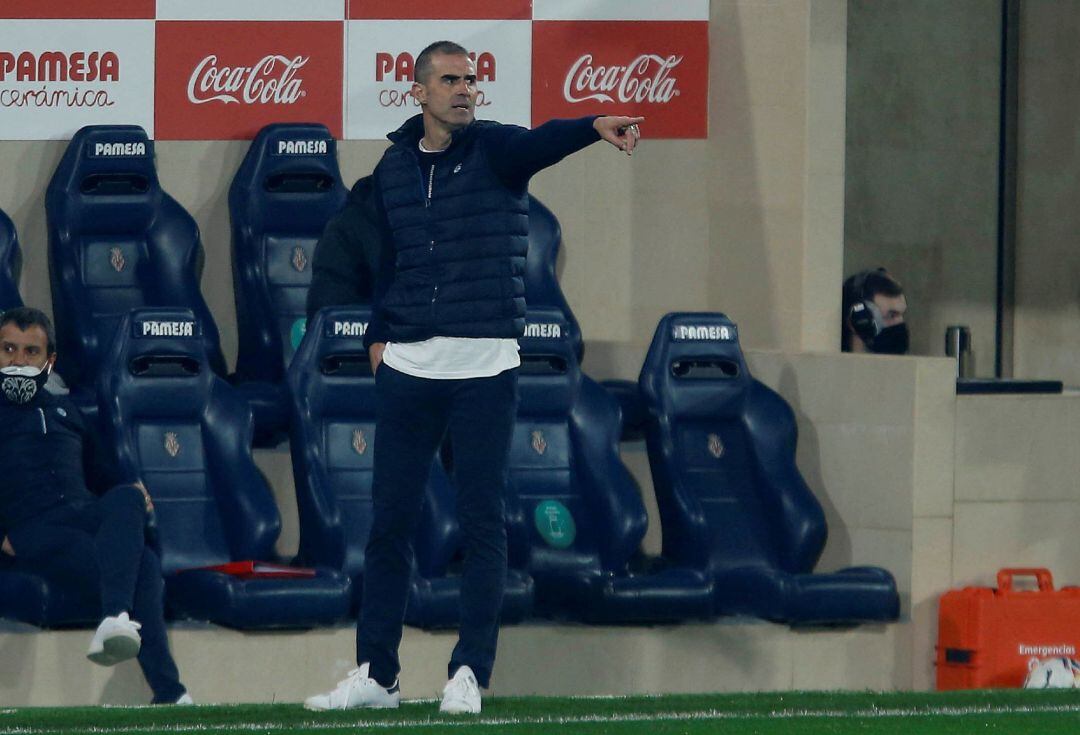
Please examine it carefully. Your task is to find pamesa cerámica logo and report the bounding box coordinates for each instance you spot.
[0,50,120,109]
[374,50,496,109]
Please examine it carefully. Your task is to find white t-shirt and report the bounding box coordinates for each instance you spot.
[383,337,520,379]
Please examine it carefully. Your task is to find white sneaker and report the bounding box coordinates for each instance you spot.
[87,612,142,666]
[304,663,400,711]
[175,692,194,705]
[440,665,481,714]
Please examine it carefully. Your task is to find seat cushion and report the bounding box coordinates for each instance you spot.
[165,568,352,629]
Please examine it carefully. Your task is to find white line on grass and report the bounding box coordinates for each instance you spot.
[5,702,1080,734]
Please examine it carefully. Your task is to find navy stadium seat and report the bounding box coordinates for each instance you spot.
[0,207,24,310]
[229,123,348,445]
[46,125,226,421]
[98,307,351,629]
[524,196,582,361]
[639,313,900,625]
[513,308,713,623]
[0,557,98,628]
[286,307,533,628]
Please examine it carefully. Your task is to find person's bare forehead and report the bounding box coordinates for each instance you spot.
[0,323,49,350]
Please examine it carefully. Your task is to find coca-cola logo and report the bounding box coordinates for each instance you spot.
[187,54,308,105]
[0,50,121,110]
[563,53,682,104]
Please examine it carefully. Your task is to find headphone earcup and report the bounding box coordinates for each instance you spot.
[849,300,881,346]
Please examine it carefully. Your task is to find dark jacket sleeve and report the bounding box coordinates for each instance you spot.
[482,116,602,190]
[306,177,384,320]
[76,402,125,494]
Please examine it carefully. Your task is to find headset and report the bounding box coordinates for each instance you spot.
[845,268,889,347]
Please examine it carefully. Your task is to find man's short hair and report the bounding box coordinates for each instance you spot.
[841,268,904,351]
[0,306,57,354]
[414,40,470,84]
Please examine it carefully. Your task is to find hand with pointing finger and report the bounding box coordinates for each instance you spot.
[593,116,645,156]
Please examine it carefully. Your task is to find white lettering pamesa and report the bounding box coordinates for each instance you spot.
[187,54,308,105]
[563,53,682,105]
[276,139,327,155]
[671,325,734,341]
[94,141,146,157]
[333,321,367,337]
[523,323,562,339]
[1018,643,1076,657]
[142,321,195,337]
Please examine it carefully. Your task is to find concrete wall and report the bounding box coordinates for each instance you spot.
[844,0,1001,369]
[1014,2,1080,384]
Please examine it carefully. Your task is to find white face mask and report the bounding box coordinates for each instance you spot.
[0,361,52,404]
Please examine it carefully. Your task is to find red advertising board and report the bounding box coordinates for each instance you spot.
[0,0,155,18]
[154,21,343,140]
[531,21,708,139]
[348,0,530,20]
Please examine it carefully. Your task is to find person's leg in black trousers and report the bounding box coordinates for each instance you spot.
[357,365,451,687]
[445,368,518,688]
[7,489,185,702]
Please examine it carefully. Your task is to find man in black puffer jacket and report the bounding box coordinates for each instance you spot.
[0,307,189,705]
[304,40,643,716]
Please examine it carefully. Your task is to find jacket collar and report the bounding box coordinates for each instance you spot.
[387,113,476,150]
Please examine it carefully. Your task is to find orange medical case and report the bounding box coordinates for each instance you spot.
[936,568,1080,689]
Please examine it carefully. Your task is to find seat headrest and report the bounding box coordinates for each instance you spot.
[236,123,342,194]
[517,309,579,415]
[290,306,375,380]
[112,307,208,377]
[640,313,751,413]
[49,125,158,198]
[519,308,576,370]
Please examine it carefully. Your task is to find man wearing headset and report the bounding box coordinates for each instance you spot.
[841,268,909,354]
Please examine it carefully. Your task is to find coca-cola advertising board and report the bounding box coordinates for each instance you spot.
[154,21,343,140]
[532,21,708,139]
[0,20,155,139]
[345,20,531,140]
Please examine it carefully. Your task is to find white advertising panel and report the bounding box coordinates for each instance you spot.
[156,0,345,21]
[0,20,155,139]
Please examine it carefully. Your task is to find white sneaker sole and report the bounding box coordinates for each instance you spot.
[87,633,141,666]
[304,696,400,712]
[440,700,481,714]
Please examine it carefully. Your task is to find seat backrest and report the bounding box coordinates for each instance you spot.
[0,208,23,310]
[288,306,449,578]
[46,126,226,393]
[639,313,827,576]
[230,123,348,383]
[98,307,279,575]
[514,308,646,574]
[524,196,583,360]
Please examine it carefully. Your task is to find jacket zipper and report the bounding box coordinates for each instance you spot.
[38,407,47,435]
[427,162,438,307]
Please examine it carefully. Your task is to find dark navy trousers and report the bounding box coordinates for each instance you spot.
[357,364,518,689]
[7,485,185,703]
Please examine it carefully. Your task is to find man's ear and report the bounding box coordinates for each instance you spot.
[46,354,57,371]
[411,81,427,106]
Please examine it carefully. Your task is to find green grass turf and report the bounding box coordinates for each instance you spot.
[2,689,1080,735]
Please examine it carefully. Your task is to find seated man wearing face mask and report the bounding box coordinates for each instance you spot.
[841,268,909,355]
[0,307,190,705]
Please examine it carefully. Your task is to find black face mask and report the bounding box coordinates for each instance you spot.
[871,324,909,355]
[0,363,52,405]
